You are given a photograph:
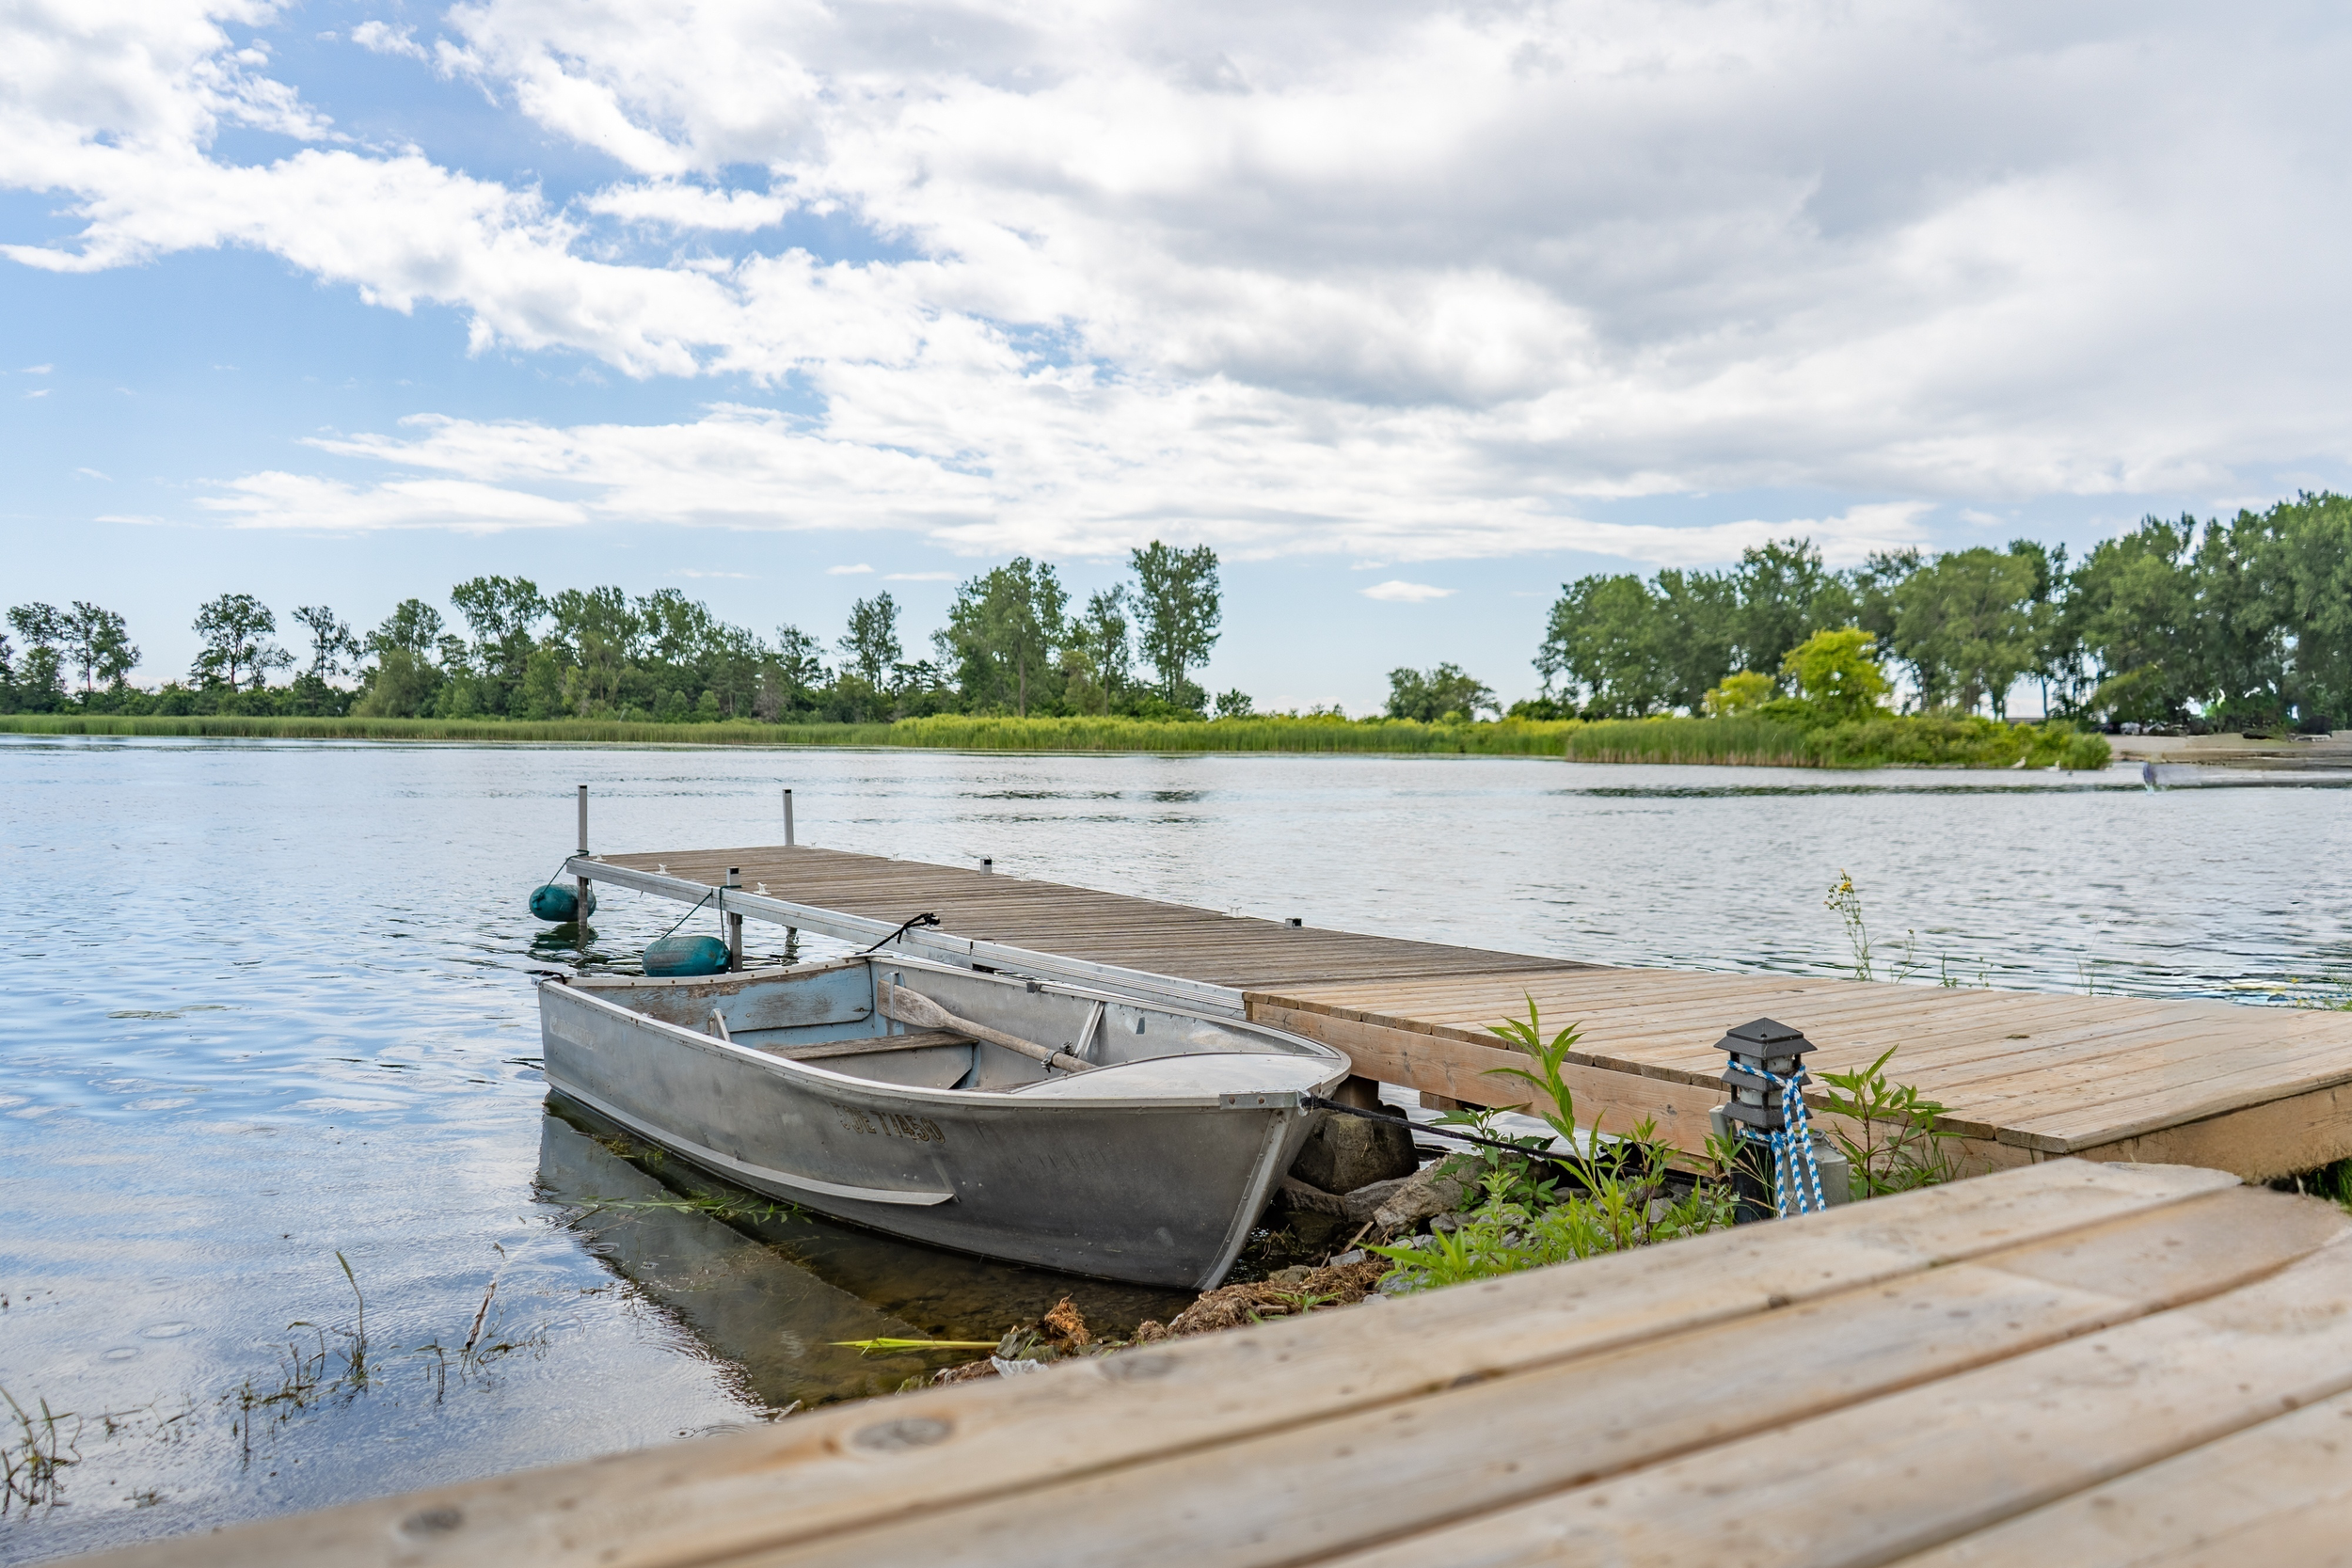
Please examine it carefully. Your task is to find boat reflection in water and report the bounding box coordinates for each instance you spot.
[536,1104,1192,1410]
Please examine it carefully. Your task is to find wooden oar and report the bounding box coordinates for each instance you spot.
[877,983,1093,1074]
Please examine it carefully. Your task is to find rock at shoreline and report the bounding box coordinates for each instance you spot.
[1370,1164,1474,1231]
[1288,1107,1419,1195]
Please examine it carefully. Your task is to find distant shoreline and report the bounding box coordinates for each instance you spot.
[0,711,2113,768]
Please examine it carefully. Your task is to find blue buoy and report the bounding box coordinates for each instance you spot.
[644,934,729,976]
[530,882,596,923]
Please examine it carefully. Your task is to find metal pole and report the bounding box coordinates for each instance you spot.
[780,788,798,954]
[575,784,591,927]
[726,867,743,971]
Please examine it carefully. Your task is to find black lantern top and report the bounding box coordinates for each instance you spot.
[1714,1017,1815,1061]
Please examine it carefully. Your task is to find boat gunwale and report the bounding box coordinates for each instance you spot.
[540,953,1350,1113]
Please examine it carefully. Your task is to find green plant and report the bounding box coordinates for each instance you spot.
[1825,870,1923,984]
[1365,997,1740,1292]
[0,1387,79,1514]
[1816,1045,1958,1196]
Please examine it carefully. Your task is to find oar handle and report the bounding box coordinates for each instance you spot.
[878,983,1092,1074]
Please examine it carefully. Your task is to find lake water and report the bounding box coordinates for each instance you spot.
[4,737,2348,1561]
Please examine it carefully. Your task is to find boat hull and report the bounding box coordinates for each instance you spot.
[537,967,1343,1288]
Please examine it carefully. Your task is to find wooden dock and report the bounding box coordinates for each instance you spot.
[87,1160,2352,1567]
[570,844,2352,1180]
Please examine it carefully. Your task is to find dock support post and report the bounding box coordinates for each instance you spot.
[575,784,591,928]
[726,867,744,971]
[779,790,798,953]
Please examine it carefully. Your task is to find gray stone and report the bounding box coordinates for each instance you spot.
[1289,1107,1420,1195]
[1371,1164,1475,1231]
[1341,1174,1414,1224]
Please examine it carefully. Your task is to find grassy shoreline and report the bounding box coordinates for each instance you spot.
[0,710,2112,767]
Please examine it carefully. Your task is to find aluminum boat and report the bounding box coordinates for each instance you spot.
[535,953,1351,1288]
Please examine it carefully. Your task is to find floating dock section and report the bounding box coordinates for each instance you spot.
[573,843,2352,1180]
[88,1161,2352,1567]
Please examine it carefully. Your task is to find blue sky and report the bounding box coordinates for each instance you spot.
[7,0,2352,711]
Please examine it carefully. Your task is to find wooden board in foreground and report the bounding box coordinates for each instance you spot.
[72,1162,2352,1568]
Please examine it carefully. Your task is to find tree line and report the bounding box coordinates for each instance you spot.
[1522,493,2352,732]
[0,543,1241,723]
[9,496,2344,733]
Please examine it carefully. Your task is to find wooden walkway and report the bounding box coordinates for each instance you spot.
[571,845,2352,1180]
[86,1161,2352,1567]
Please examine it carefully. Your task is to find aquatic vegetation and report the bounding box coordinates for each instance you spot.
[566,1192,801,1227]
[0,1386,80,1514]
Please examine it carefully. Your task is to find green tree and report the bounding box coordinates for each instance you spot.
[1129,541,1221,708]
[1849,548,1923,649]
[2191,512,2291,729]
[448,577,544,708]
[368,598,446,657]
[838,593,903,688]
[2263,494,2352,728]
[191,594,291,690]
[1651,568,1740,713]
[1779,628,1892,721]
[548,587,639,713]
[6,603,66,708]
[1732,539,1854,676]
[1385,662,1498,721]
[1214,688,1254,718]
[761,624,826,720]
[61,601,136,693]
[1890,547,2039,716]
[1535,575,1669,717]
[939,558,1068,716]
[1701,671,1774,717]
[1059,588,1134,715]
[2063,518,2201,727]
[292,606,361,679]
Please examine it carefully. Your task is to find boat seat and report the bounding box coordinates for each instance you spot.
[760,1029,971,1062]
[1009,1053,1337,1100]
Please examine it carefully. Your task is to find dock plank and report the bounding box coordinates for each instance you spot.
[728,1186,2345,1568]
[1324,1215,2352,1568]
[75,1163,2245,1568]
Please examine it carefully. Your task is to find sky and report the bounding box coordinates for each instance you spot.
[5,0,2352,713]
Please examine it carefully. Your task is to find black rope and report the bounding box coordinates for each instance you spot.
[652,886,719,942]
[862,911,942,953]
[1302,1095,1703,1200]
[1300,1095,1593,1176]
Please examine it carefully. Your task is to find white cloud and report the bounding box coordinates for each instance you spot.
[824,562,874,574]
[195,470,586,531]
[24,387,48,398]
[584,181,789,232]
[74,467,108,479]
[8,1,2352,562]
[348,21,424,61]
[24,363,52,373]
[1360,580,1452,602]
